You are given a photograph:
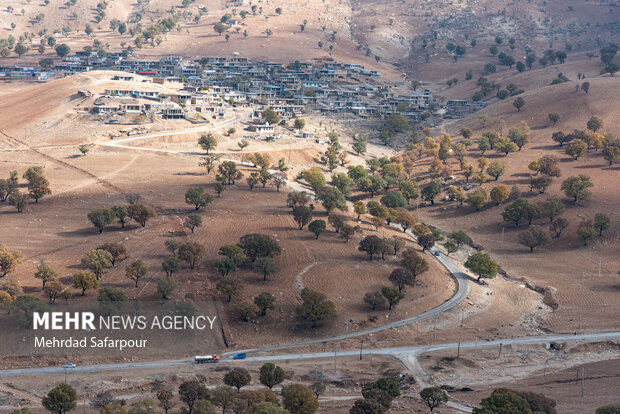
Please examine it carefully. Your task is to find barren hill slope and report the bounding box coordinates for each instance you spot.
[2,0,620,89]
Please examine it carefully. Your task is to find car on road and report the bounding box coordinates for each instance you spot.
[64,363,76,369]
[232,353,246,360]
[434,251,441,256]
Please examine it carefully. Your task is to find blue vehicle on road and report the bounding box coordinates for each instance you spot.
[232,353,246,360]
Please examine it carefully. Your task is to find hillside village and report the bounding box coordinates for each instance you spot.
[0,53,488,132]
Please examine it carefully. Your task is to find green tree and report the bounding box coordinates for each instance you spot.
[518,225,551,252]
[42,383,77,414]
[97,287,127,315]
[128,203,156,227]
[389,268,414,292]
[421,180,441,205]
[350,399,384,414]
[125,260,147,287]
[548,112,561,125]
[111,205,129,229]
[466,187,487,210]
[472,388,531,414]
[11,295,49,328]
[296,288,336,327]
[254,291,276,316]
[210,386,236,414]
[593,213,610,236]
[358,235,383,261]
[216,276,243,302]
[178,380,208,414]
[185,187,213,210]
[380,191,407,208]
[161,256,180,277]
[308,219,326,239]
[218,161,242,185]
[184,214,202,234]
[281,384,319,414]
[448,230,471,247]
[513,97,525,112]
[253,257,279,281]
[178,241,205,269]
[577,225,596,246]
[310,381,325,399]
[72,271,99,295]
[551,217,569,238]
[363,291,386,311]
[14,43,28,57]
[261,108,280,125]
[198,134,217,155]
[87,208,115,233]
[400,180,420,205]
[96,242,127,266]
[259,363,285,389]
[561,174,593,203]
[219,245,245,269]
[302,168,326,192]
[603,145,620,165]
[239,234,281,262]
[502,198,538,226]
[490,185,509,205]
[419,386,448,412]
[596,404,620,414]
[156,276,178,299]
[294,118,306,130]
[55,43,70,57]
[316,186,347,213]
[384,113,409,132]
[293,206,313,230]
[332,173,354,196]
[26,173,51,202]
[508,122,530,150]
[34,260,58,289]
[352,140,367,155]
[224,367,251,390]
[587,115,604,132]
[464,252,498,281]
[495,137,518,155]
[81,249,113,280]
[566,139,587,160]
[381,286,404,309]
[400,249,429,280]
[541,196,565,222]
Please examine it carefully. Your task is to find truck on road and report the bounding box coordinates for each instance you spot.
[194,355,220,364]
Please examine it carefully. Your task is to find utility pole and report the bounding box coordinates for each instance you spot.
[333,344,338,375]
[359,340,363,360]
[457,340,461,358]
[498,343,503,358]
[474,336,478,358]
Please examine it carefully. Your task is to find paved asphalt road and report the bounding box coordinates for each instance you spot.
[1,331,619,378]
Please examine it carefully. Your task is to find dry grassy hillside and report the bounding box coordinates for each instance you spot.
[1,0,619,90]
[420,77,620,333]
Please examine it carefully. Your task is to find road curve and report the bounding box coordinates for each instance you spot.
[101,117,473,357]
[1,331,619,378]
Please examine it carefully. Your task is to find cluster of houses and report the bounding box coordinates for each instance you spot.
[2,53,479,124]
